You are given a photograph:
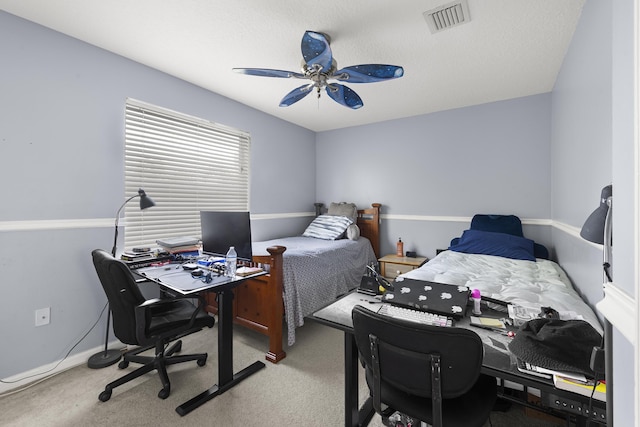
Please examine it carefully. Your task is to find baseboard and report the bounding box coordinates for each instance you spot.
[0,341,125,395]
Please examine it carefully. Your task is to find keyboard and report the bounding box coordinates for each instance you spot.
[378,304,453,327]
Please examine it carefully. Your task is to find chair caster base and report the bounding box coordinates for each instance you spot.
[99,389,112,402]
[197,355,207,367]
[158,387,170,399]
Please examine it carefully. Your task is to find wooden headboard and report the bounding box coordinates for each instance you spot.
[357,203,381,258]
[314,202,381,258]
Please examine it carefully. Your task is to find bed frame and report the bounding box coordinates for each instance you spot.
[204,203,381,363]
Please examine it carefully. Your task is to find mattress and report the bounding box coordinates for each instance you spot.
[253,236,377,345]
[401,250,602,333]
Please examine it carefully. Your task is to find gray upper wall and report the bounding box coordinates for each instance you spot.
[317,93,552,218]
[550,0,612,229]
[549,0,613,311]
[0,11,316,224]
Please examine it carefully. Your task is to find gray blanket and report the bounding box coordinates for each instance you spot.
[253,236,377,345]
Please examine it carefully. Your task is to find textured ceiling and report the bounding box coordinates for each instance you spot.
[1,0,585,132]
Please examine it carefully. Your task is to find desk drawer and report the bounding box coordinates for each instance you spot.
[383,262,415,279]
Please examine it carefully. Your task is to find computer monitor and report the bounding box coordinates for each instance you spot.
[200,211,253,261]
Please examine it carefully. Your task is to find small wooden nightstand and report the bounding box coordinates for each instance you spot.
[378,254,428,279]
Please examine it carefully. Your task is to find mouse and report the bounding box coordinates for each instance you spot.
[191,269,204,276]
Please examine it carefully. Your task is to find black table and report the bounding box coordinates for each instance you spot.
[135,264,267,416]
[311,291,607,427]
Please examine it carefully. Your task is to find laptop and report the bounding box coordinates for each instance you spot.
[382,278,470,319]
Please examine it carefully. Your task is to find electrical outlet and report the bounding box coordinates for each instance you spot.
[35,307,50,326]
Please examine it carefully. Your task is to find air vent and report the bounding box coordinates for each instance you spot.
[423,0,471,34]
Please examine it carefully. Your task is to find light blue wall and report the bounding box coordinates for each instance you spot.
[0,11,315,378]
[610,0,635,425]
[551,1,634,425]
[550,0,612,310]
[316,94,552,258]
[611,0,636,299]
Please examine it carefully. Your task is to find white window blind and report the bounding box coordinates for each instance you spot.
[124,98,250,250]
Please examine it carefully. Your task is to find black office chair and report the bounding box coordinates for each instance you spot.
[91,249,215,402]
[352,306,497,427]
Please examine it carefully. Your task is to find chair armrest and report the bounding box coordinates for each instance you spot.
[134,293,207,339]
[140,293,206,309]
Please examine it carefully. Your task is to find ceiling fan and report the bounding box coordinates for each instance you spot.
[233,30,404,109]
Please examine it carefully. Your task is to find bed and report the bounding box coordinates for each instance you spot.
[204,203,381,363]
[399,214,602,333]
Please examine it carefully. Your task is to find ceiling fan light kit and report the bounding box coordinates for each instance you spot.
[233,30,404,109]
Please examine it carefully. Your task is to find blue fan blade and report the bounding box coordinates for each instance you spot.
[325,84,363,109]
[233,68,304,78]
[334,65,404,83]
[301,31,333,71]
[279,84,314,107]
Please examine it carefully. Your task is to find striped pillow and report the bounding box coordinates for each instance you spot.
[302,215,353,240]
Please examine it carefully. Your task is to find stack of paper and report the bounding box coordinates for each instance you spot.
[156,236,200,254]
[120,250,154,262]
[553,375,606,401]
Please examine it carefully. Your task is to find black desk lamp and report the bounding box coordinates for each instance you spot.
[88,188,156,369]
[580,184,613,426]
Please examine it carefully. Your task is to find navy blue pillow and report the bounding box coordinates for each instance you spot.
[449,229,536,261]
[470,214,524,237]
[533,243,549,260]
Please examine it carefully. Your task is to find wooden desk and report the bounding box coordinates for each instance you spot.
[311,291,607,427]
[135,264,267,416]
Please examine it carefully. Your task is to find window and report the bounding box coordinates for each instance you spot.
[124,98,250,249]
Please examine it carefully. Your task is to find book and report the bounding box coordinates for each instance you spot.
[122,254,172,269]
[160,244,200,254]
[516,358,552,379]
[235,266,263,277]
[121,254,154,262]
[470,316,506,329]
[121,249,154,259]
[123,250,152,257]
[553,375,606,402]
[156,236,200,248]
[516,359,587,383]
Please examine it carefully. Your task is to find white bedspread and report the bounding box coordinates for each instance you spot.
[401,250,602,333]
[253,236,377,345]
